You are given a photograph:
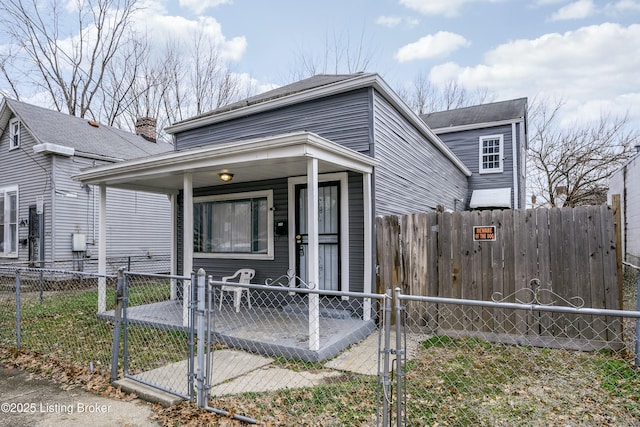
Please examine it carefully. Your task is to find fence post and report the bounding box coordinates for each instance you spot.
[15,270,21,348]
[122,271,130,377]
[635,270,640,367]
[110,268,125,382]
[187,272,196,402]
[381,289,392,426]
[196,268,206,408]
[394,287,404,427]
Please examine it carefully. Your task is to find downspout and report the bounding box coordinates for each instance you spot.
[511,123,519,209]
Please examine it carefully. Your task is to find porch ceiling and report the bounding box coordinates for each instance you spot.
[73,131,377,193]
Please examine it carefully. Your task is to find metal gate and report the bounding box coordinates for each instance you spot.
[112,268,390,425]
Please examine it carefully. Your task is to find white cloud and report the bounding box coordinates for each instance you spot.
[399,0,503,17]
[399,0,472,17]
[395,31,470,62]
[377,16,403,27]
[376,15,420,28]
[608,0,640,12]
[178,0,232,15]
[429,23,640,126]
[133,8,246,62]
[550,0,596,21]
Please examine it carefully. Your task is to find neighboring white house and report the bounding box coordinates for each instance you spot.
[0,97,173,272]
[608,147,640,265]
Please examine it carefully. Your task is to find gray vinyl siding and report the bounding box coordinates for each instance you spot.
[372,91,468,215]
[347,172,364,292]
[177,174,366,292]
[437,124,515,207]
[516,122,527,209]
[178,178,290,284]
[0,119,53,264]
[609,154,640,263]
[53,155,172,270]
[175,89,373,155]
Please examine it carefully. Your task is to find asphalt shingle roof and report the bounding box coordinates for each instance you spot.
[421,98,527,129]
[4,98,173,160]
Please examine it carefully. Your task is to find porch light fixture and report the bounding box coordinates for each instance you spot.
[219,172,234,182]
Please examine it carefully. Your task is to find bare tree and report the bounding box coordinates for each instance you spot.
[289,28,376,81]
[527,99,639,207]
[0,0,141,118]
[398,72,492,114]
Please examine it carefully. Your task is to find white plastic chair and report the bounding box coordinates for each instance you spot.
[218,268,255,312]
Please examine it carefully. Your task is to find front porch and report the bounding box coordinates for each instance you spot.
[100,293,377,363]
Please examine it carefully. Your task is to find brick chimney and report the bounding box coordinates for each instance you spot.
[135,117,157,142]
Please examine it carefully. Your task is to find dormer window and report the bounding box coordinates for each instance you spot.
[479,135,503,174]
[9,118,20,150]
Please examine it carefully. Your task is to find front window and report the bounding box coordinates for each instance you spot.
[194,190,273,259]
[479,135,503,174]
[0,186,19,257]
[9,118,20,150]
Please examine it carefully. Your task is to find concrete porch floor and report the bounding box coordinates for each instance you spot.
[101,299,377,363]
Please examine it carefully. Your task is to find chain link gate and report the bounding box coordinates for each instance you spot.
[111,267,390,424]
[111,269,196,399]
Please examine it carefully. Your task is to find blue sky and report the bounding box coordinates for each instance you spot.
[4,0,640,128]
[150,0,640,127]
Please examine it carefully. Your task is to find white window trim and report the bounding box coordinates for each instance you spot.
[9,118,20,150]
[479,134,504,174]
[193,189,274,260]
[1,185,19,258]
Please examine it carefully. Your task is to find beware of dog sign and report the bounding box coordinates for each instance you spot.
[473,226,496,241]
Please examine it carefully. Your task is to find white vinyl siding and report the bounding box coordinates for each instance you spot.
[0,186,19,257]
[194,190,274,260]
[9,119,20,150]
[479,135,503,174]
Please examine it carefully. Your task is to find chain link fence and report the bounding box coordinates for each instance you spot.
[0,254,171,275]
[392,267,640,427]
[0,266,117,373]
[2,264,640,426]
[202,275,385,425]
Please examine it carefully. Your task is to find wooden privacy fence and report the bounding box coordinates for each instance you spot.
[376,206,622,350]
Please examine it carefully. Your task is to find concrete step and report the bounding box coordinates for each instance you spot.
[112,378,184,407]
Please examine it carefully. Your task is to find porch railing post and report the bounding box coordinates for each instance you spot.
[196,268,206,408]
[15,270,21,348]
[110,267,125,382]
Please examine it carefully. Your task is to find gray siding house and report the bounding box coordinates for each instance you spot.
[421,98,528,209]
[0,98,173,271]
[608,148,640,265]
[74,72,471,303]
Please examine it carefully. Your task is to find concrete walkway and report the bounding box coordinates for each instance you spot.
[115,330,425,405]
[0,367,159,427]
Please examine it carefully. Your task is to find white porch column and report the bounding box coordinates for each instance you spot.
[97,183,107,313]
[183,173,194,327]
[363,172,373,321]
[307,158,320,351]
[170,193,177,300]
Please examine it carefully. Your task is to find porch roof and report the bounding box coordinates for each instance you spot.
[72,131,377,193]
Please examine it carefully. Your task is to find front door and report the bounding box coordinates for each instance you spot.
[28,205,39,267]
[295,182,340,291]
